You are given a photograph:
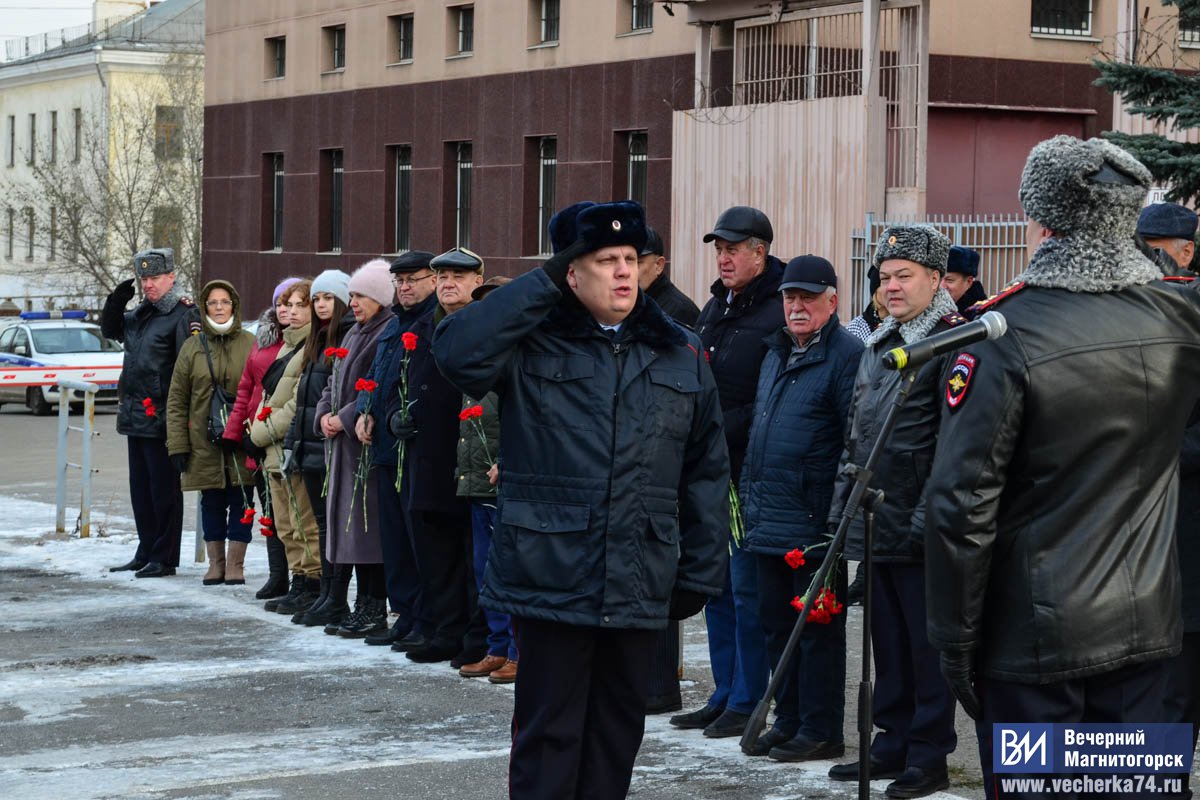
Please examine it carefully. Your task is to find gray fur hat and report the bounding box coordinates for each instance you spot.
[873,224,950,273]
[1019,135,1149,236]
[1018,136,1160,293]
[133,248,174,278]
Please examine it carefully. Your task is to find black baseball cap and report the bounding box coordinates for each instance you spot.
[702,206,774,244]
[780,255,837,293]
[640,227,665,256]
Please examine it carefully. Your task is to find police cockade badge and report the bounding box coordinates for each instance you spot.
[611,220,622,231]
[946,353,976,411]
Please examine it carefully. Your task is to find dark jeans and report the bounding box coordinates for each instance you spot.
[703,536,768,714]
[127,436,183,566]
[378,466,423,631]
[869,562,957,770]
[199,482,253,543]
[975,659,1171,799]
[509,616,656,800]
[471,501,516,660]
[756,553,846,741]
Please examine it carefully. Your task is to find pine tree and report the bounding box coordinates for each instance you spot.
[1095,0,1200,204]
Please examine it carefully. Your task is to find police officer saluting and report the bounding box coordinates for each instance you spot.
[101,249,200,578]
[434,201,729,800]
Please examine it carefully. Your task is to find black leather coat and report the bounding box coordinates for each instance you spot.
[646,274,700,327]
[433,269,730,630]
[925,280,1200,683]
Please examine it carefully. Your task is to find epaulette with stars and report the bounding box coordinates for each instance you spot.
[965,280,1026,319]
[179,296,195,306]
[941,311,968,327]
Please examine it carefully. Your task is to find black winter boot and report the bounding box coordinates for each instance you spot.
[303,574,332,619]
[305,572,351,629]
[338,597,387,638]
[267,574,305,613]
[330,595,366,636]
[255,535,289,600]
[284,577,322,621]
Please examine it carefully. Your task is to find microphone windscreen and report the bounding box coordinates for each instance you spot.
[980,311,1007,340]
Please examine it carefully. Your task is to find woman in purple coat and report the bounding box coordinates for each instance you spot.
[315,259,395,638]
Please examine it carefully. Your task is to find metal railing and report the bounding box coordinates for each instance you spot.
[850,212,1028,309]
[55,378,99,538]
[2,11,203,63]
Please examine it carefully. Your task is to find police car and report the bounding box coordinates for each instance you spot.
[0,311,124,414]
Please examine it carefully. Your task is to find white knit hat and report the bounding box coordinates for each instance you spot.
[347,259,394,306]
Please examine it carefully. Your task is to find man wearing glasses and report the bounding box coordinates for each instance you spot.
[353,251,440,648]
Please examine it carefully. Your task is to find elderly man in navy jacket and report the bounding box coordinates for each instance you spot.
[434,201,729,800]
[739,255,863,761]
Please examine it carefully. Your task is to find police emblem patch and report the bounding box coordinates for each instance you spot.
[946,353,976,411]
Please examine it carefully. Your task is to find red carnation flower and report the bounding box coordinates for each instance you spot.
[141,397,153,407]
[256,406,272,421]
[459,404,484,422]
[240,509,256,524]
[355,378,378,393]
[790,596,806,614]
[401,332,418,351]
[784,548,806,569]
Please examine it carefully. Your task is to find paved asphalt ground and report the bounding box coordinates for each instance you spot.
[0,404,993,799]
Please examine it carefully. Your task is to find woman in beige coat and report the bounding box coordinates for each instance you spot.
[248,280,320,620]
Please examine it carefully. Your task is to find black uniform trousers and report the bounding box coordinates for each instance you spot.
[509,616,657,800]
[869,562,957,770]
[974,659,1171,799]
[126,436,183,566]
[377,466,423,635]
[1163,632,1200,799]
[756,554,847,741]
[409,508,471,649]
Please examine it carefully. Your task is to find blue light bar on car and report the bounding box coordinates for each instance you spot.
[19,310,88,320]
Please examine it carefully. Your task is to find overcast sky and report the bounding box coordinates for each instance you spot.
[0,1,96,43]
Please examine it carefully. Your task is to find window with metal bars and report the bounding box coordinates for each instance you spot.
[329,150,344,252]
[631,0,653,31]
[537,137,557,254]
[1181,7,1200,44]
[268,36,286,78]
[270,154,284,250]
[395,145,412,252]
[395,14,414,61]
[455,142,472,248]
[540,0,560,43]
[325,25,346,70]
[1030,0,1092,36]
[627,131,648,207]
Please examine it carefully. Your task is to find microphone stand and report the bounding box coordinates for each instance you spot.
[739,368,920,800]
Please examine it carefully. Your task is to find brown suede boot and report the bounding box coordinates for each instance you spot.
[202,541,225,586]
[225,541,248,585]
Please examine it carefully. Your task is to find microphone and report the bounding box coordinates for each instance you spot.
[881,311,1007,370]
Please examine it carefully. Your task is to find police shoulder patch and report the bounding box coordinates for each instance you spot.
[946,352,977,411]
[967,280,1025,318]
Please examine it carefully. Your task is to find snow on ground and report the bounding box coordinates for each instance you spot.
[0,495,973,799]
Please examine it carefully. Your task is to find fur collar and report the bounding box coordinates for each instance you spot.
[255,307,281,348]
[151,284,184,315]
[867,288,957,346]
[1019,236,1161,293]
[544,287,688,349]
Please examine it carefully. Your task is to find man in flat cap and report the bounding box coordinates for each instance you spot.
[1137,201,1198,276]
[925,135,1200,798]
[671,205,781,740]
[739,255,863,762]
[353,250,440,649]
[638,226,700,327]
[826,225,964,799]
[941,245,987,315]
[100,248,200,578]
[434,201,729,799]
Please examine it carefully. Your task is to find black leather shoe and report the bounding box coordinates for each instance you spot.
[669,704,725,729]
[885,767,949,799]
[134,562,175,578]
[109,558,146,573]
[767,734,845,762]
[365,619,411,646]
[391,632,427,653]
[645,694,683,715]
[703,709,752,739]
[405,641,459,663]
[829,757,906,782]
[742,726,795,757]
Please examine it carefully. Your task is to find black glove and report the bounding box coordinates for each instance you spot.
[108,278,136,306]
[540,239,589,288]
[388,410,418,440]
[218,436,240,453]
[668,588,710,621]
[939,648,982,721]
[242,439,267,462]
[170,453,190,474]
